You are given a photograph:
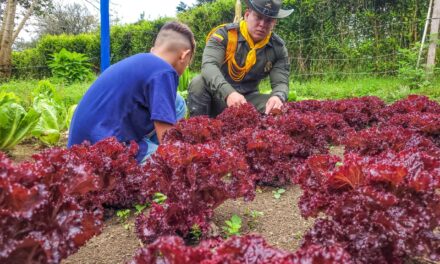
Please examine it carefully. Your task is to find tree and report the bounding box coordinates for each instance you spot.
[196,0,216,4]
[426,0,440,75]
[0,0,52,79]
[176,1,189,13]
[36,2,98,37]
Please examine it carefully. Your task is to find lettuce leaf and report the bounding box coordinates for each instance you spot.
[0,93,40,150]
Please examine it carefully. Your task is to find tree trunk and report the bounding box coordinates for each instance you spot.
[426,0,440,75]
[0,0,16,80]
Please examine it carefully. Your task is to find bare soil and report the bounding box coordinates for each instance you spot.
[60,185,312,264]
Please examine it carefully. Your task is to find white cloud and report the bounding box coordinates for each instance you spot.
[110,0,197,23]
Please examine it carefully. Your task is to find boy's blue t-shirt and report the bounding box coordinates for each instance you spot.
[68,53,178,161]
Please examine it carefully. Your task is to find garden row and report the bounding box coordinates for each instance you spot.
[1,95,439,263]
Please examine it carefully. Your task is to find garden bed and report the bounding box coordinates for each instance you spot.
[3,95,439,264]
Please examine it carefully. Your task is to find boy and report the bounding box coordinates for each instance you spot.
[68,21,196,163]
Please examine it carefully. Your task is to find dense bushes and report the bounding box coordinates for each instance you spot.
[11,0,438,80]
[110,18,169,63]
[12,34,99,79]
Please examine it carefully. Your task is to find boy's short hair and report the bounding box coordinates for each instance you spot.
[155,21,196,57]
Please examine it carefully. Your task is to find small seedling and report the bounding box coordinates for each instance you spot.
[256,187,263,194]
[116,209,131,230]
[293,231,303,240]
[134,202,150,215]
[245,209,264,230]
[223,214,242,237]
[272,188,286,199]
[152,192,167,204]
[335,161,344,167]
[189,224,203,242]
[249,210,264,218]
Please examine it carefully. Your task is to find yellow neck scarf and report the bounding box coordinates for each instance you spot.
[207,21,272,82]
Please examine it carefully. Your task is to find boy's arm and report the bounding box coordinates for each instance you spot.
[154,121,173,144]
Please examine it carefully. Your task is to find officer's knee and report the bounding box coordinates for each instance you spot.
[187,75,212,116]
[175,93,187,120]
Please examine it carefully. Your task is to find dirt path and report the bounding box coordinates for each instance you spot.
[63,186,312,264]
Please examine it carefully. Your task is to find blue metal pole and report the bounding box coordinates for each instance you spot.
[100,0,110,72]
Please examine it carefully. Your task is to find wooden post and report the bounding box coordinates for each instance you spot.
[426,0,440,74]
[417,0,433,68]
[234,0,242,23]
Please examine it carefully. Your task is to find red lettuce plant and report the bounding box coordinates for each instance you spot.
[68,137,149,208]
[0,151,103,264]
[221,128,305,186]
[263,110,353,153]
[216,103,261,136]
[284,96,385,130]
[344,126,439,156]
[136,142,256,244]
[0,138,149,263]
[378,95,440,121]
[382,112,440,147]
[128,235,353,264]
[319,96,385,130]
[298,151,440,263]
[163,116,224,144]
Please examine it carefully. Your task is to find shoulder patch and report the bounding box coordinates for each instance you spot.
[225,23,239,31]
[211,33,224,43]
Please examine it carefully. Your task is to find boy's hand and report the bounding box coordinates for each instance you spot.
[265,96,283,114]
[226,92,247,107]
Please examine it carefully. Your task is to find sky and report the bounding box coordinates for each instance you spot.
[108,0,198,23]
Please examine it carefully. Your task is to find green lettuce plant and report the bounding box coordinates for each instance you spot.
[31,94,67,146]
[0,92,40,150]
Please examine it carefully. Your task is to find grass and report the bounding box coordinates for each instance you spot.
[0,77,93,107]
[1,76,439,109]
[293,77,440,103]
[260,76,440,103]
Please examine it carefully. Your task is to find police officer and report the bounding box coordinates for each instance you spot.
[188,0,292,117]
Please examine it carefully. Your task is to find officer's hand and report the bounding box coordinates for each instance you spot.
[265,96,283,114]
[226,92,247,107]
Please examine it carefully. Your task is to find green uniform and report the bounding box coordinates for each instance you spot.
[188,23,290,117]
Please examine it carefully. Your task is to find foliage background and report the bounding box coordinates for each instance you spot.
[8,0,440,80]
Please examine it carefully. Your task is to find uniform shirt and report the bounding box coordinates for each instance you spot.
[202,23,290,102]
[68,53,178,162]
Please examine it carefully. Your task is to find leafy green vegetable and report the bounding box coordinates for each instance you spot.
[152,192,167,204]
[223,214,242,237]
[31,94,67,145]
[272,188,286,199]
[65,104,77,129]
[0,92,40,150]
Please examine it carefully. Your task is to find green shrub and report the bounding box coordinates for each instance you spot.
[397,46,430,90]
[110,18,170,63]
[37,34,100,69]
[12,49,48,79]
[178,0,235,70]
[49,49,93,83]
